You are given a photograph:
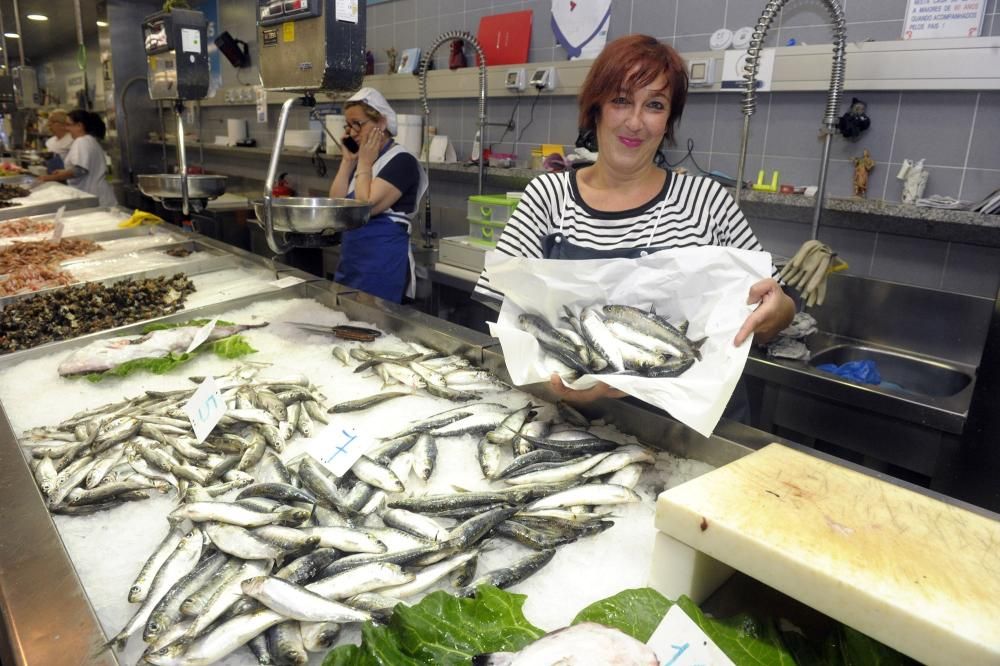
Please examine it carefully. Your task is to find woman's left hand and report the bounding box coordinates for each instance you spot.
[733,278,795,346]
[357,126,383,171]
[548,373,627,403]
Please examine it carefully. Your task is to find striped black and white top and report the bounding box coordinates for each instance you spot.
[474,169,770,302]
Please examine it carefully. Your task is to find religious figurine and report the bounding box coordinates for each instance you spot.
[386,48,398,74]
[852,149,875,198]
[364,50,375,76]
[449,39,467,70]
[897,158,929,204]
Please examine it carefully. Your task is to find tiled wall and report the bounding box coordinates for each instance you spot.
[196,0,1000,297]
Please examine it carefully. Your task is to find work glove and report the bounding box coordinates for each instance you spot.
[777,239,848,307]
[118,209,165,228]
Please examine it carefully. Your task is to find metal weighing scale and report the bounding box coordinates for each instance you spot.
[254,0,369,253]
[137,8,226,215]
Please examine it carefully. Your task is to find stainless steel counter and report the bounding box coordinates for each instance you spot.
[0,235,995,665]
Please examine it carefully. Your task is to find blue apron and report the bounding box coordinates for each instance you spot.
[542,230,751,424]
[334,142,427,303]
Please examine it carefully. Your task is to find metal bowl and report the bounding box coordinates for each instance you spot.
[138,174,228,200]
[252,197,372,234]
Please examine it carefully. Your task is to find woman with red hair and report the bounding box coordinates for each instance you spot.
[475,35,793,416]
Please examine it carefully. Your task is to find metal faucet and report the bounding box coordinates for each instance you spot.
[734,0,847,241]
[417,32,487,248]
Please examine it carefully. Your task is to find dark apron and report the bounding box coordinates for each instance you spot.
[542,231,750,424]
[335,214,410,303]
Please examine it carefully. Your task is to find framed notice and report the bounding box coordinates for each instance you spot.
[902,0,986,39]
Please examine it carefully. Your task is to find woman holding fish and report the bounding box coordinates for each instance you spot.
[475,35,794,413]
[329,88,428,303]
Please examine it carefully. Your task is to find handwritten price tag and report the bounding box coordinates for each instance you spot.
[185,317,218,354]
[647,605,735,666]
[183,375,227,443]
[269,276,305,289]
[310,418,373,477]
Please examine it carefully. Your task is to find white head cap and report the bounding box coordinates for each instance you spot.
[346,87,397,135]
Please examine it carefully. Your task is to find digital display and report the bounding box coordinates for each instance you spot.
[144,20,169,54]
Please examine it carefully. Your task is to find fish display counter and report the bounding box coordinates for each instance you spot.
[0,247,769,666]
[0,182,99,221]
[0,237,992,665]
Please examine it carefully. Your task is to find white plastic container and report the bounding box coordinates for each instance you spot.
[284,129,322,150]
[395,114,423,157]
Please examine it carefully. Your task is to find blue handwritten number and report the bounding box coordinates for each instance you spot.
[197,394,218,422]
[662,643,690,666]
[330,430,357,459]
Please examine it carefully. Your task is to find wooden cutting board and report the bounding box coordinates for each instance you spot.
[654,443,1000,666]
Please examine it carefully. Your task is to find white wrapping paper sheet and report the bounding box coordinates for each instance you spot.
[485,246,772,437]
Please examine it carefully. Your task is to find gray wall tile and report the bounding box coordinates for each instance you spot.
[394,0,416,22]
[941,242,1000,298]
[631,2,677,39]
[845,20,905,42]
[367,2,392,27]
[870,233,948,288]
[890,91,978,168]
[672,93,716,154]
[816,225,878,277]
[846,0,909,23]
[607,1,633,41]
[439,0,464,15]
[778,2,837,27]
[763,91,832,159]
[827,91,898,165]
[395,20,418,49]
[724,1,765,30]
[674,0,726,37]
[526,0,556,50]
[967,92,1000,171]
[959,168,1000,203]
[745,216,811,260]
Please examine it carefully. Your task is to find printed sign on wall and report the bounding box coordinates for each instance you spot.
[902,0,986,39]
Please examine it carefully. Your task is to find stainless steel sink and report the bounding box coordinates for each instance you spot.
[810,344,973,398]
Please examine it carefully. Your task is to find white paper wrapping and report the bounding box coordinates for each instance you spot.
[485,246,772,437]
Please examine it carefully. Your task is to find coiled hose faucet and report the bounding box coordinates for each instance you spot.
[734,0,847,241]
[418,32,487,248]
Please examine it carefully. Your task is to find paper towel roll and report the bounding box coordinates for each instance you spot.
[227,119,248,145]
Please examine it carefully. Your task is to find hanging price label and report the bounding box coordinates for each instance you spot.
[183,375,227,443]
[309,418,374,477]
[185,318,218,354]
[647,605,735,666]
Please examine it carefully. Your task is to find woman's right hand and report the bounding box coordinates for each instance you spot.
[548,373,627,403]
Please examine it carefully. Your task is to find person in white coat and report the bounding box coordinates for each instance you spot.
[43,109,74,171]
[37,109,117,207]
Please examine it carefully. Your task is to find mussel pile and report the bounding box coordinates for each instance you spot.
[0,273,196,353]
[0,184,31,200]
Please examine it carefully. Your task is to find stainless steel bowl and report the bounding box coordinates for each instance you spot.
[252,197,372,234]
[137,174,228,200]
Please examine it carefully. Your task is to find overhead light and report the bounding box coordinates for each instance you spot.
[96,20,108,27]
[4,33,19,39]
[27,14,48,21]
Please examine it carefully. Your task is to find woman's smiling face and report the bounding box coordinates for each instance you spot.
[595,72,671,172]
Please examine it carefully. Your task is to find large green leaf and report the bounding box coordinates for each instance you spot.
[838,625,914,666]
[675,597,797,666]
[80,334,255,382]
[322,586,543,666]
[571,587,674,641]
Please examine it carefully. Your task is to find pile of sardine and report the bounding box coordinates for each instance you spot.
[519,304,705,379]
[23,367,329,515]
[0,273,195,353]
[115,393,652,665]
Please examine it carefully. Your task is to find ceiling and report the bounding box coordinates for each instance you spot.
[0,0,102,65]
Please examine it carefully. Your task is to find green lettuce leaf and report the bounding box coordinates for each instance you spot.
[571,587,673,641]
[81,334,256,382]
[837,625,912,665]
[677,596,797,666]
[323,586,543,666]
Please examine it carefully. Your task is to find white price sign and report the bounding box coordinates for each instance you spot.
[647,605,735,666]
[185,318,218,354]
[183,375,227,443]
[903,0,986,39]
[310,418,374,477]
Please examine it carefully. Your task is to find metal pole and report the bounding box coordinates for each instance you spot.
[0,6,10,73]
[11,0,24,66]
[262,96,296,255]
[175,101,189,216]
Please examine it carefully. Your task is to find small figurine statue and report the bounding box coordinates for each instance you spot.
[386,48,398,74]
[364,50,375,76]
[852,148,875,198]
[897,158,929,204]
[449,39,467,70]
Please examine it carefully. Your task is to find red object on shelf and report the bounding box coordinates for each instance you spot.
[476,10,532,66]
[271,173,295,197]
